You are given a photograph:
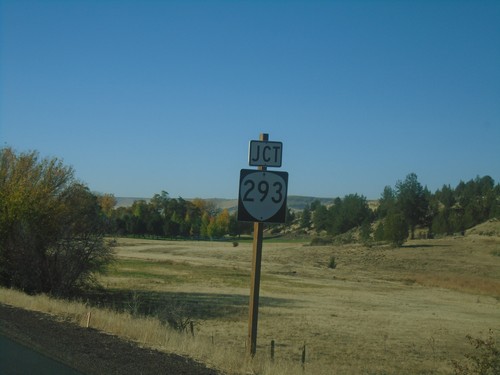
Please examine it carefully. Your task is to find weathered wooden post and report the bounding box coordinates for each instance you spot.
[247,134,267,356]
[86,311,92,328]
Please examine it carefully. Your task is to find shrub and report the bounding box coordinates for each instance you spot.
[310,237,333,246]
[452,329,500,375]
[383,210,409,247]
[0,147,113,295]
[328,256,337,269]
[156,303,197,334]
[332,231,355,244]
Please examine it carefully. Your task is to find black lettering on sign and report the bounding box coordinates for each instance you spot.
[249,141,282,167]
[258,181,269,201]
[263,146,271,162]
[242,178,284,204]
[272,181,283,203]
[273,146,280,162]
[243,179,255,201]
[251,145,260,162]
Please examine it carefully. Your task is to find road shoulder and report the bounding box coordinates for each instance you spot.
[0,303,220,375]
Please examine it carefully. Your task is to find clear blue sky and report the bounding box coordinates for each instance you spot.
[1,0,499,199]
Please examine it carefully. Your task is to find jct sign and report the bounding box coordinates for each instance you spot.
[248,140,282,168]
[238,169,288,223]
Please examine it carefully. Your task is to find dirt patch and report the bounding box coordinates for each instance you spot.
[0,303,220,375]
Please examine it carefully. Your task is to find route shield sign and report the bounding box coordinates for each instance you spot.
[238,169,288,223]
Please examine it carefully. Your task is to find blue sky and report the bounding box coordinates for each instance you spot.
[1,0,499,199]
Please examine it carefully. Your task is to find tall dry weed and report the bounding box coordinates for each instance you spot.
[0,287,314,375]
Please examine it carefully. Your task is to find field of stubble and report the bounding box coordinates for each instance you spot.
[100,226,500,374]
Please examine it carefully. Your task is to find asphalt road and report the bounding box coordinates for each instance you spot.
[0,303,220,375]
[0,334,83,375]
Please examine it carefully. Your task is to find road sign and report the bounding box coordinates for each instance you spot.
[248,140,282,168]
[241,133,288,357]
[238,169,288,223]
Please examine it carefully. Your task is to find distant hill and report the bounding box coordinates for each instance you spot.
[206,196,337,213]
[114,196,336,212]
[115,197,151,208]
[466,218,500,237]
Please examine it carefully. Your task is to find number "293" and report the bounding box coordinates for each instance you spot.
[243,179,284,203]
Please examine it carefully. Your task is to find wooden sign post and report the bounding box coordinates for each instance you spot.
[247,133,267,356]
[237,133,288,357]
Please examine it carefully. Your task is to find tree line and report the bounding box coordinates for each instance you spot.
[108,172,500,247]
[2,146,499,295]
[101,194,298,240]
[299,173,500,246]
[102,192,254,239]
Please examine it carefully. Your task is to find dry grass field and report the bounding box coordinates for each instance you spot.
[96,222,499,375]
[2,222,499,374]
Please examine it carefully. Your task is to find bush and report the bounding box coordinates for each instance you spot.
[0,147,114,295]
[383,210,409,247]
[332,231,355,245]
[310,237,333,246]
[452,329,499,375]
[328,256,337,269]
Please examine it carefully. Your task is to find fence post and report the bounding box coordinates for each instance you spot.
[271,340,275,361]
[301,343,306,369]
[86,311,92,328]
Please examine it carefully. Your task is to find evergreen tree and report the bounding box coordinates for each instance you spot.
[384,209,409,247]
[300,205,312,229]
[327,194,372,235]
[313,204,329,233]
[377,186,396,219]
[396,173,428,239]
[285,208,296,227]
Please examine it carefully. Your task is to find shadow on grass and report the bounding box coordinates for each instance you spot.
[77,289,293,322]
[401,243,450,249]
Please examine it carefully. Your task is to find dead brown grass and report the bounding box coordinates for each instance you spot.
[408,273,500,296]
[2,228,500,374]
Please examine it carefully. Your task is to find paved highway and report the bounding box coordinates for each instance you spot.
[0,335,83,375]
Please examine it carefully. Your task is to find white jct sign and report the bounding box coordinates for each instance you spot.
[248,140,282,168]
[238,169,288,223]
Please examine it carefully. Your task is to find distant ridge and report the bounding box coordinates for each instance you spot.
[114,196,336,212]
[115,197,150,208]
[206,196,337,213]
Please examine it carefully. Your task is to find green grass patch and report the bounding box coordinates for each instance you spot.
[106,258,250,288]
[231,235,309,244]
[492,249,500,257]
[263,237,309,244]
